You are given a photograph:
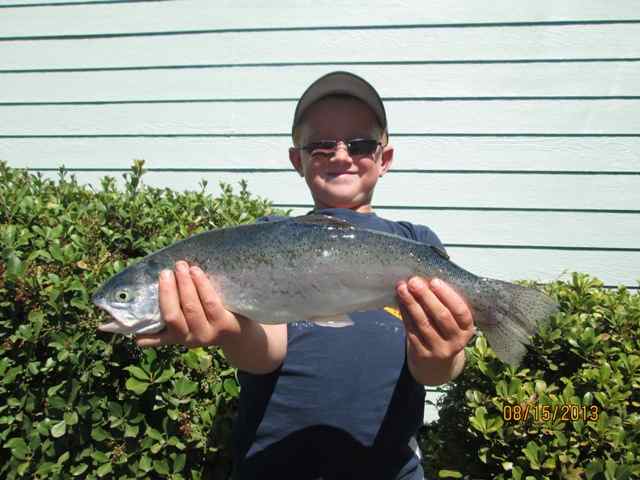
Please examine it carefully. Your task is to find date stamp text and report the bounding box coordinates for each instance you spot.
[502,404,600,423]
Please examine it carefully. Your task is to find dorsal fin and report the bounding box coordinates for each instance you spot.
[291,214,355,229]
[430,245,450,260]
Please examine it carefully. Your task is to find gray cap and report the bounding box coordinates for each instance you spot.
[291,71,388,143]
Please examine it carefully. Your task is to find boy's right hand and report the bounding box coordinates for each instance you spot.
[135,261,243,348]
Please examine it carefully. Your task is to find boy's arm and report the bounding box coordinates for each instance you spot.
[396,276,474,386]
[219,321,287,374]
[135,261,287,375]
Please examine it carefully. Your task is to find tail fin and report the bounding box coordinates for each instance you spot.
[470,279,558,365]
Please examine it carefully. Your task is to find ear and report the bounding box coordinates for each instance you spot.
[378,144,394,177]
[289,147,304,177]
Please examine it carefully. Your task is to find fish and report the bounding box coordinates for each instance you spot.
[92,214,558,365]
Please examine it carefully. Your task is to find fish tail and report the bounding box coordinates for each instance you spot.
[468,279,558,365]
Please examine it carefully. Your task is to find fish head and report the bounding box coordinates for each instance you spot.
[93,259,164,335]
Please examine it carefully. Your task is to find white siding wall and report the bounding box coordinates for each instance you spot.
[2,0,639,420]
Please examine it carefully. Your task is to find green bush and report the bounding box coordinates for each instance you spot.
[3,161,638,480]
[420,274,640,480]
[0,161,289,479]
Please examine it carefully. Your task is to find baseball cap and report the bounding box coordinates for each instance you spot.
[291,71,388,143]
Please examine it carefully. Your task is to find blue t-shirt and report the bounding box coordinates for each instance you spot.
[232,208,445,480]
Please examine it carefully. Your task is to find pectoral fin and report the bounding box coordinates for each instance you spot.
[311,314,354,328]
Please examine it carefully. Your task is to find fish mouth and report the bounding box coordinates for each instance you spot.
[98,318,165,335]
[93,297,164,335]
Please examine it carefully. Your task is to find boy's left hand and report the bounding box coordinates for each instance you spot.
[396,276,475,385]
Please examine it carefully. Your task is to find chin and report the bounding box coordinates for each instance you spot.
[318,194,366,210]
[309,181,374,209]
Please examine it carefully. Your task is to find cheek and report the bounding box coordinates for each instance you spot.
[359,159,382,177]
[303,159,326,179]
[132,295,160,320]
[133,284,159,312]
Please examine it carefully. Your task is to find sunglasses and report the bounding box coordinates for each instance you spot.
[297,138,383,157]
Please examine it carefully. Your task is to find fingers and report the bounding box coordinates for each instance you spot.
[137,262,208,347]
[406,277,459,340]
[429,278,474,331]
[189,266,225,322]
[135,335,166,348]
[396,277,475,358]
[137,262,229,348]
[136,268,188,347]
[173,261,208,327]
[396,281,433,351]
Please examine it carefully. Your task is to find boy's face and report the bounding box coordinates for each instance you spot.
[289,96,393,212]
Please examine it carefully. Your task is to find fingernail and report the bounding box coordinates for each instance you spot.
[160,269,172,280]
[190,266,202,276]
[431,278,441,288]
[408,277,422,291]
[176,261,188,273]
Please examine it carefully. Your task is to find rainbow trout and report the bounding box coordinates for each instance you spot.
[92,214,557,365]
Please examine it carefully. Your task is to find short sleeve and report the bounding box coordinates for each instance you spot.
[398,221,446,254]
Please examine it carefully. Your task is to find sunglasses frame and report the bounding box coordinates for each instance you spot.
[296,138,384,157]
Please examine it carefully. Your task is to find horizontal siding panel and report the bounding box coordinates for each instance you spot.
[2,0,640,37]
[4,62,640,102]
[282,207,640,250]
[32,170,640,210]
[2,100,639,135]
[0,0,117,4]
[33,170,640,286]
[446,248,639,287]
[3,137,640,172]
[424,390,444,423]
[0,0,107,5]
[3,24,640,70]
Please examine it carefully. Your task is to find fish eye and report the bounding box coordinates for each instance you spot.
[115,290,131,303]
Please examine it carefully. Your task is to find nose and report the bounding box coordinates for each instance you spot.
[330,141,351,162]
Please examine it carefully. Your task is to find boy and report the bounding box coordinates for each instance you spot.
[136,72,475,479]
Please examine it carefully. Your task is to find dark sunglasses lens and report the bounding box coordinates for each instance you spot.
[305,141,337,153]
[348,140,378,155]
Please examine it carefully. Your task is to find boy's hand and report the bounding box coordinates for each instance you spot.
[136,261,243,348]
[396,276,475,385]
